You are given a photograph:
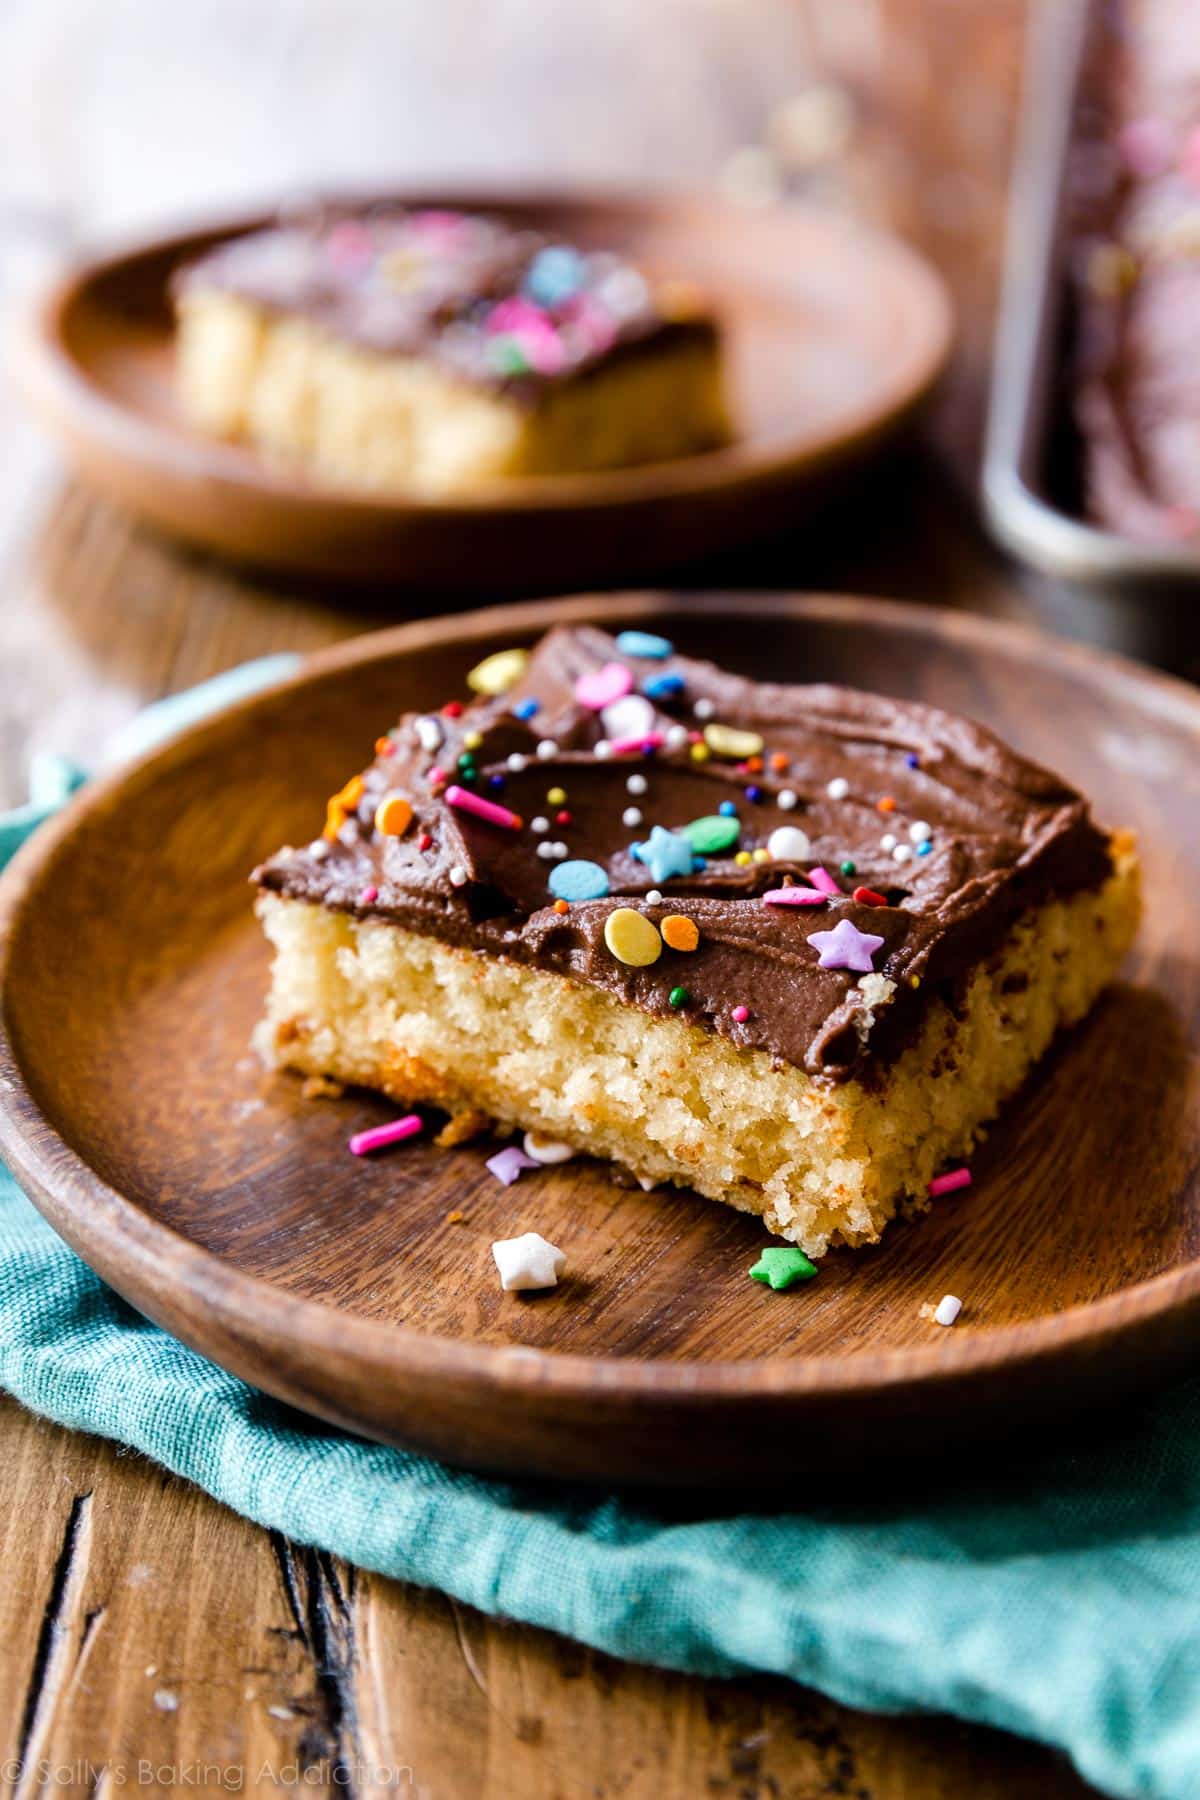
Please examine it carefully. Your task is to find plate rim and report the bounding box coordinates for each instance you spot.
[14,184,954,519]
[1,589,1198,1411]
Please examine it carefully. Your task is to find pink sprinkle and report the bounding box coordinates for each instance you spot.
[575,662,634,710]
[731,1004,750,1023]
[349,1114,423,1156]
[486,1145,539,1186]
[487,295,551,337]
[359,885,378,904]
[444,785,523,831]
[807,867,841,895]
[428,765,446,785]
[928,1166,972,1198]
[762,887,827,907]
[608,731,665,756]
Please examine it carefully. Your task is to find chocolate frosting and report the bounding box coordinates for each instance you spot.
[173,208,715,396]
[255,627,1114,1084]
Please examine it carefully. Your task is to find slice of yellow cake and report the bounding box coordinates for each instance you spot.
[253,626,1140,1258]
[172,209,729,495]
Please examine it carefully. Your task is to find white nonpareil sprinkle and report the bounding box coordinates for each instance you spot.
[626,772,648,795]
[693,697,716,720]
[536,739,559,760]
[777,789,797,811]
[665,724,690,751]
[537,841,568,861]
[767,825,811,862]
[492,1232,567,1292]
[415,716,444,752]
[448,864,469,887]
[645,889,663,905]
[880,832,897,852]
[308,839,331,860]
[530,815,549,833]
[523,1131,577,1164]
[594,739,613,760]
[507,753,528,773]
[892,843,913,864]
[826,776,850,801]
[622,806,643,827]
[909,820,932,843]
[934,1294,962,1327]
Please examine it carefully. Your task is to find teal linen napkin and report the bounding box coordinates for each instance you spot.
[1,661,1198,1800]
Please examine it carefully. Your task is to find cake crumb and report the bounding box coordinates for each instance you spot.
[301,1073,344,1100]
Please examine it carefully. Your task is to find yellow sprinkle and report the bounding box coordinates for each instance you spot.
[463,730,483,751]
[334,775,364,810]
[734,850,752,866]
[704,722,764,760]
[661,914,700,953]
[690,743,710,763]
[546,786,567,806]
[910,975,921,989]
[374,794,414,836]
[467,647,528,696]
[603,907,663,968]
[752,848,770,864]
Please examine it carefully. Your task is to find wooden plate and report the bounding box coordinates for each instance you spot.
[1,593,1197,1488]
[15,192,952,589]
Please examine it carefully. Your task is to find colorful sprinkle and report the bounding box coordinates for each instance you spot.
[689,743,710,763]
[632,825,696,883]
[553,898,570,915]
[486,1144,540,1186]
[608,730,665,756]
[853,885,889,907]
[376,736,395,756]
[840,861,856,877]
[704,723,764,760]
[750,1246,817,1290]
[418,832,433,852]
[718,800,738,818]
[807,866,841,896]
[546,786,567,806]
[602,694,657,743]
[807,918,884,972]
[752,848,770,864]
[349,1114,422,1156]
[661,914,700,952]
[877,795,896,814]
[763,886,826,907]
[928,1166,972,1198]
[548,859,610,902]
[735,851,752,867]
[668,985,689,1009]
[575,662,634,710]
[556,809,572,826]
[442,701,464,718]
[604,907,663,966]
[359,885,378,905]
[615,629,674,659]
[917,841,933,856]
[643,672,685,701]
[731,1004,750,1023]
[766,825,811,862]
[745,785,763,803]
[682,814,740,855]
[444,785,523,831]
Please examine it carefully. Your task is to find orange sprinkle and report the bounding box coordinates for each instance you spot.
[661,914,700,953]
[745,755,764,774]
[769,752,789,772]
[374,794,414,836]
[553,898,570,915]
[446,1209,465,1224]
[323,799,345,841]
[877,795,896,814]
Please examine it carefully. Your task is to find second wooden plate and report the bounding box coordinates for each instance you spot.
[16,191,951,588]
[1,593,1197,1487]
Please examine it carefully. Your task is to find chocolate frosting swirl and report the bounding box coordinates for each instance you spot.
[256,627,1114,1083]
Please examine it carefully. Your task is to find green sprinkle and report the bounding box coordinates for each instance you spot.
[668,985,689,1009]
[749,1246,817,1290]
[457,753,476,772]
[489,335,530,376]
[840,860,856,877]
[682,814,741,855]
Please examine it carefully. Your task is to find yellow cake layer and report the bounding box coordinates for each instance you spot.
[175,290,729,495]
[254,837,1139,1258]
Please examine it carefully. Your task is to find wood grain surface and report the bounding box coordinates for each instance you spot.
[0,0,1170,1790]
[2,591,1197,1489]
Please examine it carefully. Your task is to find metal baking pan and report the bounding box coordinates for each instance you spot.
[982,0,1200,591]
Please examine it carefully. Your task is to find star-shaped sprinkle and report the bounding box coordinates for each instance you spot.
[631,825,696,884]
[750,1246,817,1290]
[492,1231,567,1292]
[806,917,885,973]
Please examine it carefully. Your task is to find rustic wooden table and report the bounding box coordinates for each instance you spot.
[0,1,1180,1792]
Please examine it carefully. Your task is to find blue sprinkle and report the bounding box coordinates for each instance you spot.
[643,672,685,701]
[718,800,738,818]
[513,698,540,721]
[692,855,707,872]
[917,840,933,856]
[906,752,919,769]
[524,245,587,308]
[615,630,674,660]
[489,774,506,791]
[548,859,610,902]
[745,785,763,803]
